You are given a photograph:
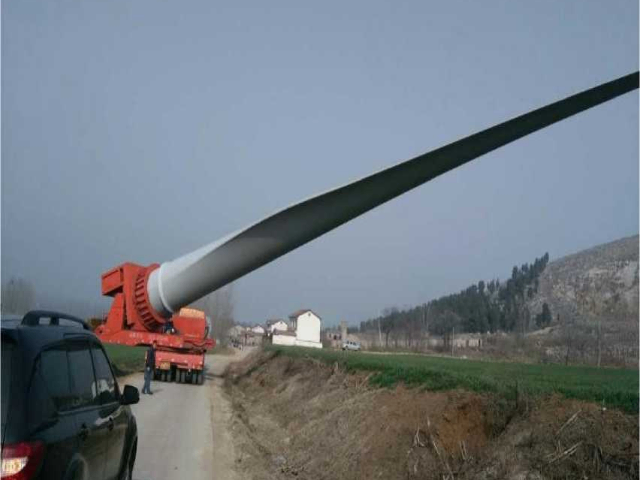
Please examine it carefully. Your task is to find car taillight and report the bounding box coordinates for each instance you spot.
[1,441,45,480]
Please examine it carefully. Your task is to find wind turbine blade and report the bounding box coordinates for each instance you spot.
[147,72,639,316]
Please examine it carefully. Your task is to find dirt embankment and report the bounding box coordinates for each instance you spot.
[224,351,638,480]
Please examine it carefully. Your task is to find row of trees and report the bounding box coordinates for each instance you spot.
[359,253,552,346]
[1,277,36,315]
[190,285,235,341]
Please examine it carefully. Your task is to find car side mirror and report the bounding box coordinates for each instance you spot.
[121,385,139,405]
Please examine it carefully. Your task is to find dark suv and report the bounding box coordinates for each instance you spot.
[1,311,139,480]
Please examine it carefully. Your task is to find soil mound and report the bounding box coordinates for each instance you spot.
[225,351,638,479]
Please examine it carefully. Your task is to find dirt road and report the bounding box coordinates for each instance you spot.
[120,349,251,480]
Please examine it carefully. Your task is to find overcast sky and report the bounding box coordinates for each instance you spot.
[2,0,638,326]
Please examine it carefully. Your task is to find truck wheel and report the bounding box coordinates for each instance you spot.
[192,372,198,385]
[197,371,204,385]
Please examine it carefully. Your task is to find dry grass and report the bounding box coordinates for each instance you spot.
[225,352,639,480]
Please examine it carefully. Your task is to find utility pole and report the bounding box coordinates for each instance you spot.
[421,303,430,351]
[421,305,425,351]
[597,318,602,368]
[425,303,430,334]
[451,326,455,356]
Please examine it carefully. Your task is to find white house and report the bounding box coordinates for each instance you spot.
[272,330,297,346]
[266,319,288,333]
[288,309,322,348]
[251,325,265,335]
[227,325,245,337]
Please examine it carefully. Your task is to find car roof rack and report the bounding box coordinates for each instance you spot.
[22,310,90,330]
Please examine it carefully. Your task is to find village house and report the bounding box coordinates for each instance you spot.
[288,309,322,348]
[266,318,288,333]
[323,326,343,348]
[227,325,245,338]
[251,325,265,335]
[272,329,297,346]
[323,321,370,349]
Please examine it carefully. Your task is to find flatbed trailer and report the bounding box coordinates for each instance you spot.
[96,264,214,385]
[153,349,206,384]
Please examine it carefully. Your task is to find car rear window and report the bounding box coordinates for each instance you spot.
[34,317,80,327]
[27,357,58,432]
[39,347,73,411]
[91,346,118,404]
[67,342,99,407]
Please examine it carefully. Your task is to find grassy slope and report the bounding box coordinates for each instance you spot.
[268,346,639,413]
[103,344,147,375]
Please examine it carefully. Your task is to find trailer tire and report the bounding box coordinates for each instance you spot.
[198,371,204,385]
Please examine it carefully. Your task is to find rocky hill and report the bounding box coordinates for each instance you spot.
[528,235,639,326]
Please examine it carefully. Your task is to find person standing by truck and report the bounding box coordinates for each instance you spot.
[142,340,157,394]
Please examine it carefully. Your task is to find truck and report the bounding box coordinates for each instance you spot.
[95,73,636,385]
[95,263,213,384]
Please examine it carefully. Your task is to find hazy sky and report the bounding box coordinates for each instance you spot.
[2,1,638,326]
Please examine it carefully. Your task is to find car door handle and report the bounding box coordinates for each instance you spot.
[108,417,114,431]
[78,424,89,441]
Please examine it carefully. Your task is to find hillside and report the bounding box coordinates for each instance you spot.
[227,350,639,480]
[355,235,639,366]
[528,235,639,326]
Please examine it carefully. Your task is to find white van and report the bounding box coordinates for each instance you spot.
[341,340,361,351]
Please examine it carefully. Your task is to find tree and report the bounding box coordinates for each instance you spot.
[190,284,235,343]
[380,307,398,347]
[535,303,552,328]
[487,305,500,333]
[1,277,36,314]
[359,251,551,344]
[541,303,552,325]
